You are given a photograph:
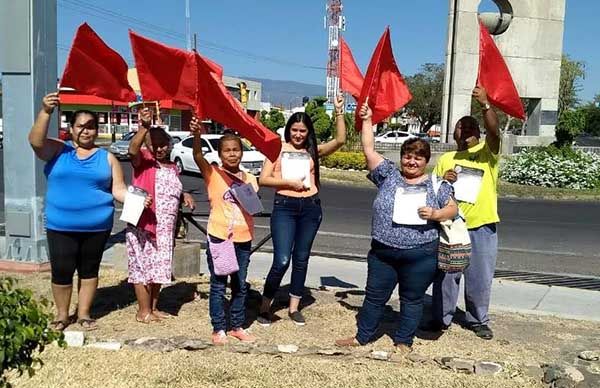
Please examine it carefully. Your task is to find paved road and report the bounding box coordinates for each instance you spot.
[1,151,599,276]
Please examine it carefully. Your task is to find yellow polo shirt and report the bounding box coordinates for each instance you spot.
[434,141,500,229]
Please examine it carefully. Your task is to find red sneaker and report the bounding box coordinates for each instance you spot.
[227,328,257,343]
[211,330,228,346]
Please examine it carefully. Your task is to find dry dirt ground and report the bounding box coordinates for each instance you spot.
[4,268,600,388]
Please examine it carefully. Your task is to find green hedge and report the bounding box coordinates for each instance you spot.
[321,152,367,171]
[500,146,600,189]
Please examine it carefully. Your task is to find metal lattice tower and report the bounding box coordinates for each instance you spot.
[325,0,345,104]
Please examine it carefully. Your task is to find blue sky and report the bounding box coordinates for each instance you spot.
[57,0,599,101]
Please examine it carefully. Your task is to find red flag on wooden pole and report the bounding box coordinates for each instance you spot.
[477,21,525,120]
[129,30,198,108]
[194,53,281,162]
[61,23,136,102]
[339,36,364,101]
[355,27,412,131]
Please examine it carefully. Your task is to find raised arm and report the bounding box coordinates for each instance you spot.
[128,107,152,168]
[473,86,500,154]
[28,92,65,161]
[189,117,212,179]
[359,100,385,171]
[318,93,347,157]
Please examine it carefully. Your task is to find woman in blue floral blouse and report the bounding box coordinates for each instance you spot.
[336,102,458,354]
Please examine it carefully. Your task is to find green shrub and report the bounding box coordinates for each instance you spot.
[321,152,367,171]
[500,145,600,189]
[1,278,64,387]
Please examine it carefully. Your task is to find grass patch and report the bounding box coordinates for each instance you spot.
[4,268,600,387]
[321,167,600,201]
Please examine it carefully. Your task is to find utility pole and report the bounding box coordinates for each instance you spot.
[185,0,192,51]
[0,0,57,266]
[325,0,345,104]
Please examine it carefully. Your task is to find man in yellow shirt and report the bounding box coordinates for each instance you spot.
[429,86,500,340]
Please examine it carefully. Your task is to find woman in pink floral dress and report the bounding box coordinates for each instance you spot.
[127,108,195,323]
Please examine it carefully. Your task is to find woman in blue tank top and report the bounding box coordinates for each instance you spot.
[29,92,140,331]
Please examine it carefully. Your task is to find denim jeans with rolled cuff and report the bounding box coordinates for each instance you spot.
[206,236,251,332]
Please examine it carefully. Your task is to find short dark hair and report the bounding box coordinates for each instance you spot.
[401,138,431,162]
[145,126,172,147]
[457,116,480,133]
[69,110,99,129]
[217,133,243,155]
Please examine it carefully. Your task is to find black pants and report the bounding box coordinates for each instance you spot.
[47,229,111,285]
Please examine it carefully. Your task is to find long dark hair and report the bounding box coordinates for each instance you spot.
[284,112,320,188]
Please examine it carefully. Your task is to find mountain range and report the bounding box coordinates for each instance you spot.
[241,77,326,108]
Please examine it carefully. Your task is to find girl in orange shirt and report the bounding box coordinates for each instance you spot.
[190,118,259,345]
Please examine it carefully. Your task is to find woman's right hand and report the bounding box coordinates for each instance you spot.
[359,100,372,121]
[288,179,307,192]
[189,116,202,134]
[139,107,153,128]
[42,92,60,114]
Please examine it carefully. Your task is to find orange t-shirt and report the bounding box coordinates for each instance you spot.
[272,143,318,198]
[205,166,258,243]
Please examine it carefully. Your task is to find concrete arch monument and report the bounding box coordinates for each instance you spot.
[441,0,566,146]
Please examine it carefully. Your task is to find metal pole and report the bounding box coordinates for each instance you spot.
[185,0,192,51]
[0,0,57,264]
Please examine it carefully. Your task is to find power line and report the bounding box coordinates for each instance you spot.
[58,0,325,71]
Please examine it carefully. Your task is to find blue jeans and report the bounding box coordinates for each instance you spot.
[206,236,251,332]
[432,223,498,326]
[356,239,438,346]
[263,193,323,300]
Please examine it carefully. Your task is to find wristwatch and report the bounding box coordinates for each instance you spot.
[481,102,491,111]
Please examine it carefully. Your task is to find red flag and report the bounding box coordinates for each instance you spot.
[194,53,282,162]
[60,23,136,102]
[339,36,364,101]
[129,30,198,108]
[355,27,412,131]
[477,21,525,120]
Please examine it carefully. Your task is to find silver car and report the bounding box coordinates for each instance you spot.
[108,132,136,160]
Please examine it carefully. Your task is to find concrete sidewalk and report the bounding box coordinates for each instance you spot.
[103,243,600,323]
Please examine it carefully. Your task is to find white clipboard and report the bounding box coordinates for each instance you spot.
[453,165,484,204]
[392,186,428,225]
[119,186,148,226]
[281,152,311,189]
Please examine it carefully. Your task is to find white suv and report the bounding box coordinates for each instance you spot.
[374,130,416,144]
[171,134,266,176]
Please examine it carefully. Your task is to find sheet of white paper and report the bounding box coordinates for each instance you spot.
[281,152,311,188]
[119,188,147,226]
[392,187,428,225]
[230,183,264,215]
[453,165,484,204]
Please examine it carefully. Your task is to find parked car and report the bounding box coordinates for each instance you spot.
[171,134,266,176]
[108,132,137,160]
[374,130,417,144]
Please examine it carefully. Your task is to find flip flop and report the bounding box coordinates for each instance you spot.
[153,311,175,319]
[49,319,71,331]
[77,318,98,331]
[136,313,160,324]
